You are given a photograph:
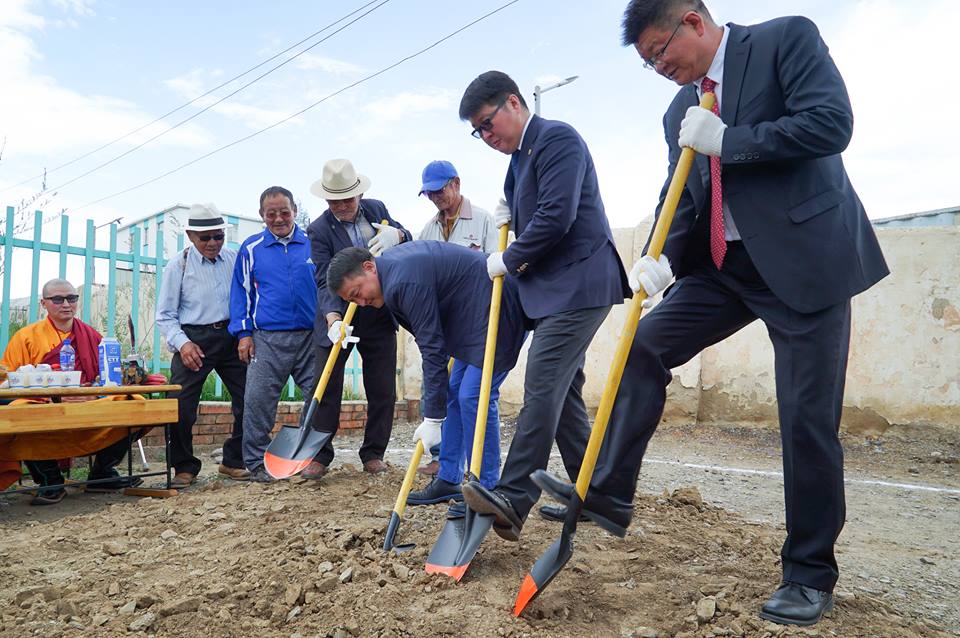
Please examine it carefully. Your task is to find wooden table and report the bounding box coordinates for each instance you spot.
[0,384,182,498]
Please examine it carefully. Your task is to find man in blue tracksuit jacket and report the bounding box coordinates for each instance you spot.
[228,186,318,482]
[326,241,529,510]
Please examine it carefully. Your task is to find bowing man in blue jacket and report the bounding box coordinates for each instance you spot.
[325,242,529,511]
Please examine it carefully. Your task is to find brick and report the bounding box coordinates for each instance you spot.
[214,414,235,424]
[200,404,231,414]
[193,434,214,445]
[196,415,218,425]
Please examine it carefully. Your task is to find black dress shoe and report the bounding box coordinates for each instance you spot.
[461,481,523,541]
[538,504,589,523]
[759,582,834,626]
[407,477,463,505]
[531,469,632,537]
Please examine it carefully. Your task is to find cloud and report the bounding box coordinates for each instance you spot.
[295,53,365,76]
[0,1,210,168]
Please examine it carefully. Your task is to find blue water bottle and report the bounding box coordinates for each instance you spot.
[59,338,76,372]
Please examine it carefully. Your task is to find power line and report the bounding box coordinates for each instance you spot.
[0,0,387,196]
[73,0,522,213]
[43,0,391,196]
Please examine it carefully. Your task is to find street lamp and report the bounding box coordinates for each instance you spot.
[533,75,579,116]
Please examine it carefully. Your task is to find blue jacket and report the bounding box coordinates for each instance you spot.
[307,198,412,346]
[503,115,630,319]
[228,226,317,337]
[375,241,529,419]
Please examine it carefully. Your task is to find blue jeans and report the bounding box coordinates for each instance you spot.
[437,359,507,489]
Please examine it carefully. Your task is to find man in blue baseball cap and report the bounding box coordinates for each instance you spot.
[417,160,498,252]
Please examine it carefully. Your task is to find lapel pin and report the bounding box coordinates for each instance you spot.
[527,149,532,156]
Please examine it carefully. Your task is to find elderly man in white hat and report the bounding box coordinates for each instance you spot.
[156,203,250,487]
[302,159,412,478]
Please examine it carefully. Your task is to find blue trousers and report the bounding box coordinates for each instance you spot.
[437,359,507,489]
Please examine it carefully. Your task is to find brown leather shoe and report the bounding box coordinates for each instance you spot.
[363,459,388,474]
[218,464,251,481]
[170,472,196,488]
[416,460,440,476]
[301,461,328,480]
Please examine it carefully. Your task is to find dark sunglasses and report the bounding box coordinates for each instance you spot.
[197,233,225,242]
[44,294,80,305]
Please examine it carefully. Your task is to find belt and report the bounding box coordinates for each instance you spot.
[183,321,229,330]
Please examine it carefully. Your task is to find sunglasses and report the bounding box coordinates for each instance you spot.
[44,294,80,305]
[197,233,225,242]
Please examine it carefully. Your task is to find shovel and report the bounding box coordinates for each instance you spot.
[424,223,509,580]
[382,440,424,552]
[513,92,716,616]
[263,302,358,479]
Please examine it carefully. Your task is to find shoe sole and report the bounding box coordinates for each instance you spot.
[406,493,464,506]
[538,508,590,524]
[533,474,627,538]
[219,474,251,481]
[759,599,834,627]
[461,485,522,542]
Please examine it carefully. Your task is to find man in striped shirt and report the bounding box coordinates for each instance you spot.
[156,203,250,487]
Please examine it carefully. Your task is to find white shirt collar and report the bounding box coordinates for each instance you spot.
[519,112,533,150]
[694,25,729,105]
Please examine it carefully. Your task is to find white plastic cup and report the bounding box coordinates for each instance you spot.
[45,371,62,387]
[8,372,25,388]
[63,371,82,387]
[28,371,46,388]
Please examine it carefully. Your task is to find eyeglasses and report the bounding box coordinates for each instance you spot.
[44,294,79,305]
[197,233,225,242]
[470,99,507,139]
[425,181,451,199]
[642,19,684,70]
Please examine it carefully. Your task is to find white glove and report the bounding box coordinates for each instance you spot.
[628,254,672,307]
[486,251,507,280]
[326,320,359,349]
[678,105,726,157]
[367,223,402,256]
[493,198,511,229]
[413,417,443,450]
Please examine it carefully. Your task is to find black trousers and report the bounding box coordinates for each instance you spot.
[168,324,246,475]
[310,309,397,466]
[496,305,611,520]
[593,242,850,592]
[25,435,132,489]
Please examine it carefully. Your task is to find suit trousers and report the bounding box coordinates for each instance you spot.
[496,305,611,520]
[593,241,850,592]
[168,324,247,475]
[311,316,397,466]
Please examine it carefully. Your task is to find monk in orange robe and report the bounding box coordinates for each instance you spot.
[1,279,143,504]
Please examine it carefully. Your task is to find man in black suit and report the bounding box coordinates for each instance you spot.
[537,0,888,627]
[303,158,413,478]
[457,71,631,542]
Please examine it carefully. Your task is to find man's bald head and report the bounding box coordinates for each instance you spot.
[42,278,76,298]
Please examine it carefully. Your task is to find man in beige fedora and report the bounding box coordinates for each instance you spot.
[303,159,412,477]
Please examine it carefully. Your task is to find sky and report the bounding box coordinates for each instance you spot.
[1,0,958,297]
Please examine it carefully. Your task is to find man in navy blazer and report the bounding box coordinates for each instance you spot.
[303,159,413,478]
[537,0,888,628]
[457,71,631,542]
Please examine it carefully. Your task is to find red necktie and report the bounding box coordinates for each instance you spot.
[700,76,725,269]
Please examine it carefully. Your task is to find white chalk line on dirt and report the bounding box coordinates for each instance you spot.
[376,448,960,496]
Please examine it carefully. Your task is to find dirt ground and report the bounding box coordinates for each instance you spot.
[1,421,957,638]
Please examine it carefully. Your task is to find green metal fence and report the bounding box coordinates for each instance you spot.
[0,207,365,400]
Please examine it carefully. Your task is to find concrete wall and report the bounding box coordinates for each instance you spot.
[398,226,960,433]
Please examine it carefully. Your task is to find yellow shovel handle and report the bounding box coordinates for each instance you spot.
[574,92,716,499]
[469,223,510,477]
[393,440,425,517]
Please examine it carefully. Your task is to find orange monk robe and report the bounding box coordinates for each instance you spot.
[0,319,144,490]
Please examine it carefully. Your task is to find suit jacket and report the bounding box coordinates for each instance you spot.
[503,115,630,319]
[376,241,528,418]
[306,198,412,345]
[655,16,888,313]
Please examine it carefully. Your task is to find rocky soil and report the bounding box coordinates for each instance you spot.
[1,422,956,638]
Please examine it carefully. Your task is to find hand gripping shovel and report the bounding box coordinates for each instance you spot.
[263,302,358,479]
[513,92,717,616]
[382,440,424,552]
[424,223,510,580]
